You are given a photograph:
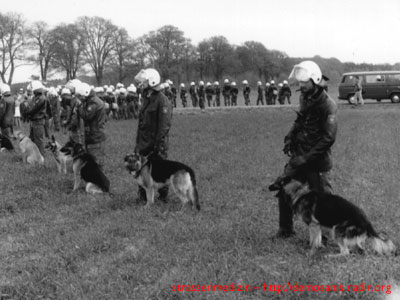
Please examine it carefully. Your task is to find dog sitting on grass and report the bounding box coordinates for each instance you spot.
[45,135,72,174]
[61,138,110,194]
[269,177,396,257]
[124,153,200,210]
[16,132,44,165]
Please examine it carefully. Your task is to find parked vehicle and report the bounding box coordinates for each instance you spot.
[338,71,400,104]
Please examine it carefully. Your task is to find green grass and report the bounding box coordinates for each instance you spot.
[0,100,399,300]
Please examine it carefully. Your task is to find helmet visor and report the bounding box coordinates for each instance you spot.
[289,65,310,83]
[134,70,149,88]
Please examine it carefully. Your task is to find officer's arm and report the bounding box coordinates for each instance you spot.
[154,98,172,151]
[27,97,45,116]
[303,105,337,162]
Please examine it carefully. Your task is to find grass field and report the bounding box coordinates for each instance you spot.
[1,97,400,300]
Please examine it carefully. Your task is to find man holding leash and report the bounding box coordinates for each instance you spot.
[134,68,173,203]
[271,60,338,238]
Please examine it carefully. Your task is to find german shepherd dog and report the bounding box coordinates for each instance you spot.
[16,132,44,165]
[269,177,396,256]
[124,153,200,210]
[45,135,72,174]
[61,138,110,194]
[0,133,14,152]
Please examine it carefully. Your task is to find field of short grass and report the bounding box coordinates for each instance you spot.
[0,99,399,300]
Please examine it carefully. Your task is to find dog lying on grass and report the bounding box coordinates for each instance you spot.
[269,177,396,257]
[61,138,110,194]
[124,153,200,210]
[45,135,72,174]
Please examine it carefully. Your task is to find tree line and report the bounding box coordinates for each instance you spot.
[1,11,399,87]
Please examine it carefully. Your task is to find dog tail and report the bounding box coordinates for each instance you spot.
[367,222,396,255]
[187,169,200,211]
[192,186,200,211]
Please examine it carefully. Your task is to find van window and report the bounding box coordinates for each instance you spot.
[387,74,400,82]
[365,75,384,83]
[342,75,357,84]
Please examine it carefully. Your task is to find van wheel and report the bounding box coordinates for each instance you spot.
[390,93,400,103]
[347,95,355,105]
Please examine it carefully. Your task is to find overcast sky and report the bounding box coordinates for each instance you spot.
[3,0,400,83]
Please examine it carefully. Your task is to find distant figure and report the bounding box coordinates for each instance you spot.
[353,76,364,106]
[256,81,264,105]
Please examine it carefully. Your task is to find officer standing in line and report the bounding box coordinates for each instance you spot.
[169,80,177,108]
[189,82,198,107]
[0,84,15,138]
[230,82,239,106]
[75,82,107,166]
[134,68,173,204]
[265,82,271,105]
[222,79,231,106]
[65,79,84,143]
[197,81,206,110]
[281,80,292,105]
[180,83,187,108]
[270,61,337,238]
[242,80,251,106]
[256,81,264,105]
[214,81,221,106]
[268,80,278,105]
[26,80,47,155]
[205,82,214,107]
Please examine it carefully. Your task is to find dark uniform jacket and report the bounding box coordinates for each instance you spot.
[27,94,47,121]
[243,86,251,96]
[281,85,292,96]
[78,92,107,145]
[222,84,231,96]
[215,86,221,97]
[0,94,14,128]
[230,87,239,96]
[180,88,187,99]
[136,90,172,156]
[205,86,214,96]
[197,86,205,98]
[257,86,263,96]
[285,88,337,172]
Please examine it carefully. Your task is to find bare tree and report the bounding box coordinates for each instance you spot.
[111,27,135,83]
[27,21,56,81]
[0,12,26,84]
[51,24,85,81]
[77,16,117,85]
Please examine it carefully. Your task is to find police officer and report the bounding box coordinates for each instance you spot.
[242,80,251,105]
[180,83,187,108]
[48,87,61,132]
[271,60,338,238]
[256,81,264,105]
[134,68,173,203]
[127,84,139,119]
[26,80,47,155]
[230,82,239,106]
[169,80,177,108]
[76,82,107,166]
[189,82,198,107]
[65,79,84,143]
[268,80,278,105]
[265,82,271,105]
[281,80,292,105]
[205,82,214,107]
[214,81,221,106]
[0,84,15,138]
[197,81,205,110]
[222,79,231,106]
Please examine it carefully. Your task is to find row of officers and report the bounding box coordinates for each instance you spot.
[166,79,292,108]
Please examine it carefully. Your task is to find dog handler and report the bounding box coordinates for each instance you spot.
[75,82,107,166]
[134,68,173,204]
[271,60,338,238]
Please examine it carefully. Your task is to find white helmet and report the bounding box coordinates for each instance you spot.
[65,79,81,93]
[164,82,170,88]
[206,82,211,86]
[94,87,104,93]
[214,81,219,85]
[103,85,108,90]
[61,88,71,95]
[190,82,195,86]
[127,85,137,93]
[270,80,275,85]
[0,83,11,94]
[266,82,270,86]
[242,80,248,85]
[48,87,58,96]
[289,60,322,85]
[224,79,229,84]
[135,68,161,89]
[232,82,236,86]
[75,82,92,97]
[110,85,115,91]
[116,83,124,89]
[29,80,46,92]
[166,79,173,85]
[199,81,204,86]
[278,83,283,88]
[180,83,185,88]
[106,87,113,94]
[119,87,127,95]
[257,81,262,86]
[283,80,288,85]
